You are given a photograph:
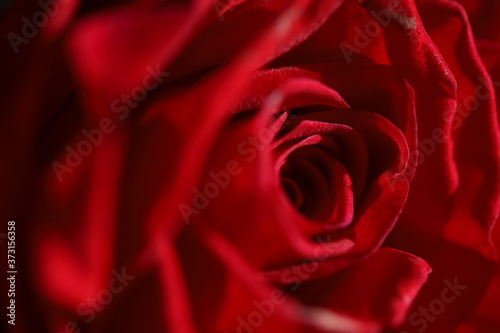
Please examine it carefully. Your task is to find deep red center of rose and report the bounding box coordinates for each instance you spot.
[277,133,356,225]
[280,145,337,219]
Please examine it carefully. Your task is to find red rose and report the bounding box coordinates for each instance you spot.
[1,0,499,333]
